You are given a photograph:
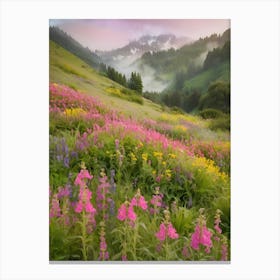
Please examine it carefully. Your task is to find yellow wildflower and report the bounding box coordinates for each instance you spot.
[129,152,137,163]
[165,169,172,179]
[168,153,177,159]
[153,151,163,160]
[64,108,86,117]
[142,153,148,162]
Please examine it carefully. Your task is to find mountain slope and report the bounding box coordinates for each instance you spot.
[139,29,230,77]
[183,61,230,92]
[50,40,176,121]
[49,26,101,69]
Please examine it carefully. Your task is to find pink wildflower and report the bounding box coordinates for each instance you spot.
[182,245,190,259]
[150,187,163,209]
[117,202,137,222]
[99,251,109,261]
[127,206,137,221]
[130,196,148,210]
[117,203,127,221]
[155,222,179,241]
[57,185,71,199]
[75,187,96,214]
[156,175,161,182]
[167,223,179,239]
[221,243,228,261]
[150,194,163,207]
[86,212,96,234]
[96,175,110,212]
[117,203,137,221]
[155,223,166,241]
[214,215,222,234]
[205,246,211,254]
[122,255,127,261]
[74,169,93,187]
[191,224,213,251]
[115,139,119,149]
[99,236,109,260]
[50,194,61,218]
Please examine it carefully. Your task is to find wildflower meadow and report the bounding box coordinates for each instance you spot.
[49,83,230,261]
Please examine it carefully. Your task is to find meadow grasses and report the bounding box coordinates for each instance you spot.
[49,83,230,261]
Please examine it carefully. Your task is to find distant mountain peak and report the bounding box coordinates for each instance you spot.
[97,33,191,64]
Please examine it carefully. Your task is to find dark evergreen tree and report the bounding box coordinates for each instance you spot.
[128,72,143,94]
[199,81,230,113]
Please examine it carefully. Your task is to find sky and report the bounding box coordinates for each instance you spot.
[49,19,230,51]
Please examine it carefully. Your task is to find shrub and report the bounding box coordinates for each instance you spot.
[198,109,224,119]
[171,106,185,114]
[209,115,230,131]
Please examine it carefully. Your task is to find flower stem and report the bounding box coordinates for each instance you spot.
[133,220,138,259]
[81,210,87,261]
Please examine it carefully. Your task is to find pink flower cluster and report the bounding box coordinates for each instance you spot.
[86,212,96,234]
[96,175,110,213]
[221,243,228,261]
[75,187,96,214]
[155,222,179,241]
[191,224,213,252]
[117,190,148,225]
[50,193,61,218]
[73,168,96,214]
[150,194,163,207]
[117,203,136,222]
[130,195,148,210]
[74,169,93,187]
[150,188,163,215]
[49,83,105,115]
[57,185,71,199]
[99,236,109,261]
[214,212,222,234]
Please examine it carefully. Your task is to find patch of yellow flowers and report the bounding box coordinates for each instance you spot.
[165,169,172,180]
[153,151,163,160]
[192,157,228,183]
[174,124,188,133]
[158,113,199,125]
[64,108,87,117]
[106,87,122,97]
[129,152,137,163]
[168,153,177,159]
[142,153,148,162]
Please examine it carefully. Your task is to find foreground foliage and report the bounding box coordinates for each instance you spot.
[49,83,230,261]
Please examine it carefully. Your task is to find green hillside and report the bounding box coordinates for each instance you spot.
[183,61,230,93]
[50,40,164,121]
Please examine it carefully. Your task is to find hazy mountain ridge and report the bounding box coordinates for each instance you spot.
[97,29,230,92]
[139,29,230,76]
[96,34,191,62]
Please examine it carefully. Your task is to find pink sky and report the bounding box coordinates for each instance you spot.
[50,19,230,51]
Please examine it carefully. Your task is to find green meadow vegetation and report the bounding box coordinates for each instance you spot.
[49,36,230,261]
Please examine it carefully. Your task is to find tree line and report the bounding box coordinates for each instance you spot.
[99,63,143,94]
